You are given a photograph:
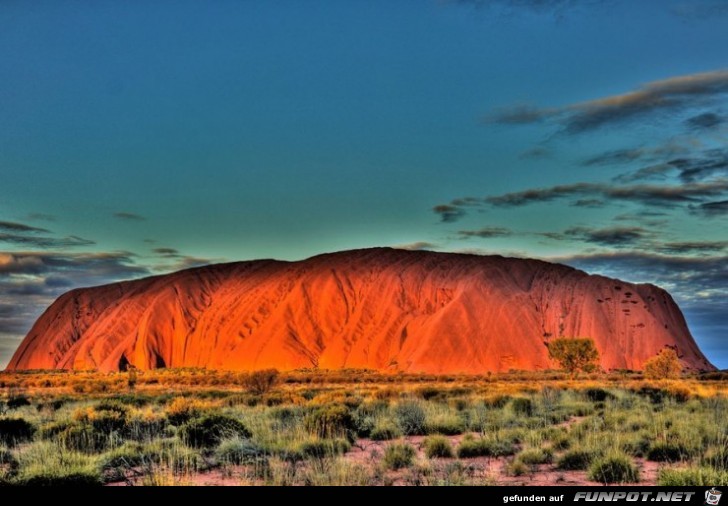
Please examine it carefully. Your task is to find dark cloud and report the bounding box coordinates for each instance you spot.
[571,198,605,208]
[554,251,728,310]
[0,233,95,249]
[658,241,728,254]
[612,149,728,183]
[0,251,153,356]
[486,180,728,207]
[490,69,728,134]
[113,212,146,221]
[685,112,724,129]
[544,226,649,247]
[614,163,673,183]
[669,150,728,182]
[457,227,513,239]
[0,221,49,233]
[393,241,438,251]
[690,199,728,216]
[153,247,180,257]
[520,146,552,159]
[583,148,645,166]
[433,204,466,223]
[491,104,553,124]
[25,213,56,222]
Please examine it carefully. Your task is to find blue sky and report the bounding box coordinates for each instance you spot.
[1,0,727,368]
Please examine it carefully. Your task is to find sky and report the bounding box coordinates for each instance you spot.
[0,0,727,369]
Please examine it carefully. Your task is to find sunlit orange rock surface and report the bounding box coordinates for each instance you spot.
[6,248,713,373]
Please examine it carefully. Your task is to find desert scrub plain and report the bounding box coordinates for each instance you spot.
[0,369,727,486]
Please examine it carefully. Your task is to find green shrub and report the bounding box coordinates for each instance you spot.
[14,469,103,486]
[704,447,728,471]
[511,397,534,416]
[370,420,402,441]
[304,404,355,440]
[507,459,530,476]
[588,454,639,483]
[427,414,465,435]
[180,414,252,448]
[100,442,146,471]
[383,443,416,470]
[60,424,117,453]
[647,442,685,462]
[243,369,279,395]
[517,447,553,465]
[423,436,454,458]
[394,401,427,436]
[584,388,612,402]
[297,438,351,459]
[485,395,511,408]
[456,436,515,458]
[0,418,36,447]
[557,449,595,470]
[6,396,31,410]
[215,437,266,465]
[658,467,728,486]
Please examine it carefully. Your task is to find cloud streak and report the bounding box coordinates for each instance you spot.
[457,227,513,239]
[114,212,147,221]
[491,69,728,133]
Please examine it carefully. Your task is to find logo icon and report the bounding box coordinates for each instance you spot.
[706,489,722,506]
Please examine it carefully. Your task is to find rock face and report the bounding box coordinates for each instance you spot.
[6,248,714,373]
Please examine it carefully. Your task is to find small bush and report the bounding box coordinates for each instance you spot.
[704,447,728,471]
[165,397,210,426]
[243,369,279,395]
[427,413,465,436]
[484,395,511,408]
[647,442,685,462]
[511,397,534,416]
[60,424,116,453]
[383,443,416,470]
[507,459,529,476]
[584,388,612,402]
[180,414,252,448]
[423,436,454,458]
[658,467,728,486]
[394,401,427,436]
[298,438,351,459]
[370,420,402,441]
[215,437,266,465]
[6,396,31,410]
[14,469,103,486]
[456,436,515,458]
[517,447,553,465]
[588,454,639,483]
[643,348,681,379]
[304,404,355,440]
[557,449,595,470]
[100,442,146,471]
[0,418,36,447]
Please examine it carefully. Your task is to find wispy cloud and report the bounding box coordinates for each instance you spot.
[0,234,95,249]
[433,204,466,223]
[0,221,49,234]
[690,199,728,216]
[542,226,650,247]
[486,180,728,207]
[457,226,513,239]
[113,212,147,221]
[490,69,728,134]
[393,241,438,251]
[685,112,724,129]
